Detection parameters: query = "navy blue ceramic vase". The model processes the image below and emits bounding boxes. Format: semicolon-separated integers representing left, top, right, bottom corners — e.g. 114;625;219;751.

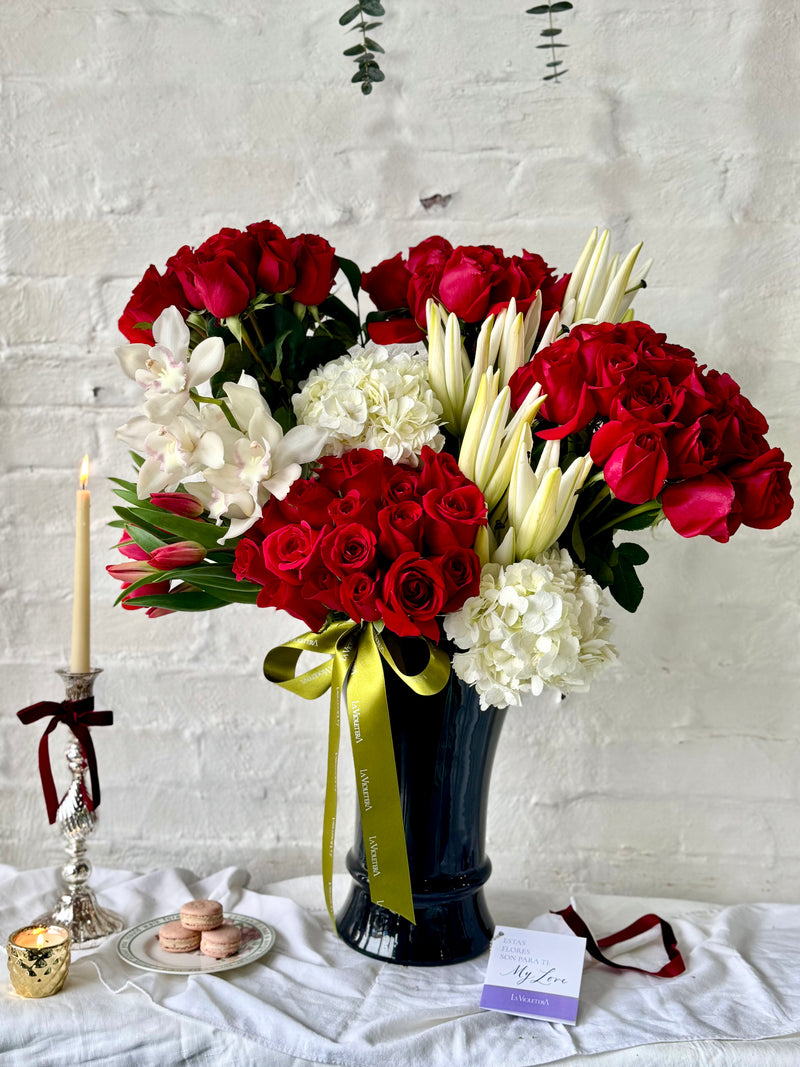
336;644;506;966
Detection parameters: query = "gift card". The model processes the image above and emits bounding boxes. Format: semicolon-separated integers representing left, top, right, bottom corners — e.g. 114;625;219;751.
480;925;586;1024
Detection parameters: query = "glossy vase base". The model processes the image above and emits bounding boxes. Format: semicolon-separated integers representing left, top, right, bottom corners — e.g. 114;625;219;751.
336;876;495;965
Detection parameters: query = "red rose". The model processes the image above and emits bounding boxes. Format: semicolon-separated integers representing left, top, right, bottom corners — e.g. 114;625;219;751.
422;485;487;551
255;236;296;295
289;233;338;306
196;228;260;283
703;370;771;462
590;419;670;505
381;463;420;504
366;317;426;345
511;332;597;439
362;253;413;311
726;448;793;529
377;501;424;556
666;415;723;480
406;236;453;273
262;522;327;582
417;446;465;494
438;246;503;322
379;552;447;641
255;571;330;632
436;547;481;613
661;472;739;542
316;449;387;498
190;253;255;319
406;264;442;328
328;489;378;530
165;245;204;307
339;572;382;623
278;479;336;527
233;537;272;586
609;368;685;425
489;252;565;321
320;523;377;578
118;265;189;344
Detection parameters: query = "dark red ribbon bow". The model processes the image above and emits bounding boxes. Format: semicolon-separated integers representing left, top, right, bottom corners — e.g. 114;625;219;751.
17;697;113;824
553;904;686;978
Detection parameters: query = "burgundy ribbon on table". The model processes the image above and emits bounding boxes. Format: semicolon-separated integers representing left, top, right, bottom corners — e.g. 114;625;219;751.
553;904;686;978
16;697;113;824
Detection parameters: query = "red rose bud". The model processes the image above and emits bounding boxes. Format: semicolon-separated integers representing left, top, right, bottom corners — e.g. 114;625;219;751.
406;235;453;273
118;264;189;344
437;246;503;323
361;253;413;311
289;233;338;306
590;419;670;506
340;572;382;623
437;546;482;613
661;472;739;542
190;254;254;319
149;491;205;518
148;541;207;570
422;485;488;552
377;502;424;556
726;448;793;529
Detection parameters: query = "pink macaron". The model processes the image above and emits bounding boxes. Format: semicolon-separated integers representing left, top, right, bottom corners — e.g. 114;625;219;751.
179;899;224;932
158;920;201;953
200;921;241;959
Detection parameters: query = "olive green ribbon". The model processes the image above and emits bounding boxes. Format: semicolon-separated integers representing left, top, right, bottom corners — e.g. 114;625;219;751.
263;621;451;926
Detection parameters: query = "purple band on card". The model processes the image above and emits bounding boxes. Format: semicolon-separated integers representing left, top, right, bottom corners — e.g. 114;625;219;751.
480;984;578;1023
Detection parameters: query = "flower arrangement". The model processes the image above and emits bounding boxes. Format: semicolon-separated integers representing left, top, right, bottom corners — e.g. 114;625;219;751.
109;220;792;924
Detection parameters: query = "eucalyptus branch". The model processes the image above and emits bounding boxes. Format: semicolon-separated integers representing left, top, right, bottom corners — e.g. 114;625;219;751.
526;2;573;82
339;1;386;95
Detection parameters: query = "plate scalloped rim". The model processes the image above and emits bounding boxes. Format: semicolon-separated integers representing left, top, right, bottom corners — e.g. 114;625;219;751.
116;911;276;975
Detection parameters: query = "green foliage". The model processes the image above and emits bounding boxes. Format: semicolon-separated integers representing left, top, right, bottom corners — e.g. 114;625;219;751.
526;1;573;82
339;1;387;95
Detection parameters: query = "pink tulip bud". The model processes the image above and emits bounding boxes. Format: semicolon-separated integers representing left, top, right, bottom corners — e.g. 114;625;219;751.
146;606;175;618
148;541;207;570
118;530;150;561
107;561;155;582
149;491;205;518
121;580;171;611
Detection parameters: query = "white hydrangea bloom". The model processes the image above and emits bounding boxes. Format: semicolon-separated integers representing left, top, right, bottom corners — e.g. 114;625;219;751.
292;344;445;466
444;549;616;710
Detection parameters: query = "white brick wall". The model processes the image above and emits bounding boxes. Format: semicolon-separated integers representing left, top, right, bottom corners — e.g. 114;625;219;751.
2;0;798;908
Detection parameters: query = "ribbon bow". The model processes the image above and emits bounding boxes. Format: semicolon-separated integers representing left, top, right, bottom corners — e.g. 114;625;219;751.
17;696;114;824
264;620;451;926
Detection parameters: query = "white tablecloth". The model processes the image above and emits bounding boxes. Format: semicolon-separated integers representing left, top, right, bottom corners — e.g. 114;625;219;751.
1;864;799;1066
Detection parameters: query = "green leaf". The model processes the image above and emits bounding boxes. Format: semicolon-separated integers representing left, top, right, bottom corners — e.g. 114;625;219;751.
336;256;362;301
343;43;366;55
339;4;361;25
360;0;385;14
550;1;573;10
537;42;568;48
128;591;231;612
113;506;173;543
223;315;244;347
609;561;645;613
571;517;586;563
526;4;552;12
615;511;662;531
364;37;385;53
546;60;564;67
361;21;382;30
361;82;373;95
540;27;563;36
617;542;650;566
114;505;224;550
543;69;568;79
121;525;168;554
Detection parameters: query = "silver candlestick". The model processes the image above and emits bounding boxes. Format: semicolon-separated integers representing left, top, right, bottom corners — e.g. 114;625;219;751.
37;668;123;945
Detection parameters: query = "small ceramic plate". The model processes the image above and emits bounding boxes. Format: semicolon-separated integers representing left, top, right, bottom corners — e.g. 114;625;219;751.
117;912;276;975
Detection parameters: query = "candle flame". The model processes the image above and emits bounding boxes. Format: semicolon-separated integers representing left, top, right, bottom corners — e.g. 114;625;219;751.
79;454;89;490
36;932;45;948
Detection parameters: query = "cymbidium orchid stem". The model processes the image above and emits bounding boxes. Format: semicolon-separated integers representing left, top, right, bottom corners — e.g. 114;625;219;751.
193;394;239;429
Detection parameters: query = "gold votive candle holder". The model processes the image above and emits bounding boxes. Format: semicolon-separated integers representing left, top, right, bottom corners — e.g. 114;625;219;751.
6;925;71;997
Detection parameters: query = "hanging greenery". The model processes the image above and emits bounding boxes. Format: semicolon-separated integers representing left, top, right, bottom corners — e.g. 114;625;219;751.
526;2;574;82
339;0;387;95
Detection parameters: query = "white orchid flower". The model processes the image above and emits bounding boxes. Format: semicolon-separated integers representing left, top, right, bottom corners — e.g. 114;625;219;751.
184;372;329;541
116;401;232;499
115;306;225;423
